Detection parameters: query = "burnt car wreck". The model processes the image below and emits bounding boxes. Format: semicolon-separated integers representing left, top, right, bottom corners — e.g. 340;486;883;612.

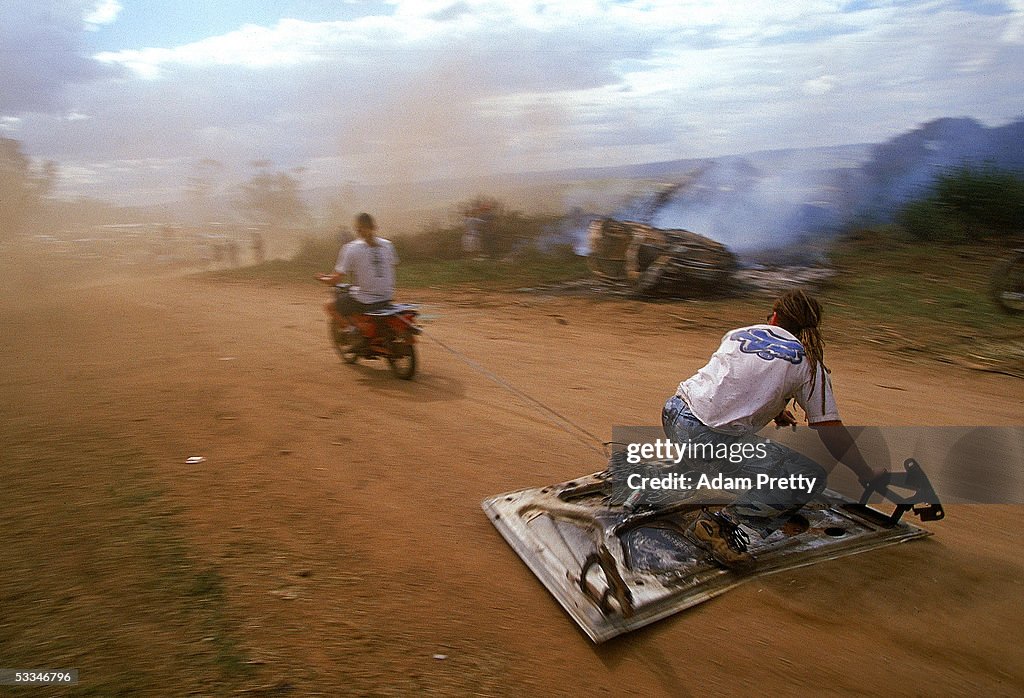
586;218;740;297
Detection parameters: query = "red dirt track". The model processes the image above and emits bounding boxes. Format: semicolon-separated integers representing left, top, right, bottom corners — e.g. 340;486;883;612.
2;274;1023;695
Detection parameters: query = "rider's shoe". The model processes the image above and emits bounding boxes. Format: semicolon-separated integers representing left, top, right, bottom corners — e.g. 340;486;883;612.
685;508;755;571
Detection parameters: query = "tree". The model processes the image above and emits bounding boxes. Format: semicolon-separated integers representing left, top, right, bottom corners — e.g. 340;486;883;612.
1;137;56;239
234;163;309;228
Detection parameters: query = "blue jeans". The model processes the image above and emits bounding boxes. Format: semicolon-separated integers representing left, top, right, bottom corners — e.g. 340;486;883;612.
662;396;827;529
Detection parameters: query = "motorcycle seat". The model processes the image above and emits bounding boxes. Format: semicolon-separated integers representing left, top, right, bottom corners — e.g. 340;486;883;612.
363;303;419;317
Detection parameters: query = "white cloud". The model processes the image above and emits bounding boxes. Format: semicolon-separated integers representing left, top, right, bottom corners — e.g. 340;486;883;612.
1004;0;1024;43
84;0;122;29
0;115;22;133
94;19;353;77
6;0;1023;205
91;1;856;79
803;74;837;95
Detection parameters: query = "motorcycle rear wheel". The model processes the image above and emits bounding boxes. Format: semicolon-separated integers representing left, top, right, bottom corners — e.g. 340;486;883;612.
387;338;417;379
991;252;1024;315
330;320;360;363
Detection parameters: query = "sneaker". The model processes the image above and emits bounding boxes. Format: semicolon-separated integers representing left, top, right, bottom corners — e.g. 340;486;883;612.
685;509;755;570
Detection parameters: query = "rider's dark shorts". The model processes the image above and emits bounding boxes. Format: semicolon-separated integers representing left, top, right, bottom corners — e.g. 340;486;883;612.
334;288;390;317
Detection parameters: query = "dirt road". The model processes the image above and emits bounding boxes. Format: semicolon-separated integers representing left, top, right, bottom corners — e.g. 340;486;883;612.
3;275;1023;695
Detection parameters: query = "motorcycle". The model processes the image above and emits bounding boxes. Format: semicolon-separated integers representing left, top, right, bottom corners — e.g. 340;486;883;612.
326;283;421;379
991;247;1024;315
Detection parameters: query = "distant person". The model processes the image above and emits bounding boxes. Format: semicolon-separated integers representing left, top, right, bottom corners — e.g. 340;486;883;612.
226;239;240;267
661;290;885;569
317;213;398;329
251;231;265;265
477;201;497;258
462;211;483;257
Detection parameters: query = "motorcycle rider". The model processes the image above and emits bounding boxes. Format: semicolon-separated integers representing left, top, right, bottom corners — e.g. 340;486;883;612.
318;213;398;336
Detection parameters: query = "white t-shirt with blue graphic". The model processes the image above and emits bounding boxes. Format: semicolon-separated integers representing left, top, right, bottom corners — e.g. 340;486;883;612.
676;324;839;435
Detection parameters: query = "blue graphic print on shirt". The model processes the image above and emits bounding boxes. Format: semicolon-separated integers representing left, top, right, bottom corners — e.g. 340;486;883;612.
729;327;804;365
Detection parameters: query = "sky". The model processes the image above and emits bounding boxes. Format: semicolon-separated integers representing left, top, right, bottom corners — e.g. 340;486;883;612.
1;0;1022;206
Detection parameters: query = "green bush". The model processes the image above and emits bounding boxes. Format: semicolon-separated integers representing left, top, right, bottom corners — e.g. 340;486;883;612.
898;199;969;242
933;165;1024;232
391;198;565;262
392;224;464;261
898;165;1024;241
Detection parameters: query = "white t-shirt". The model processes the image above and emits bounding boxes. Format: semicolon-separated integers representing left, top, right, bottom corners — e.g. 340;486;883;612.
676;324;840;435
335;238;398;303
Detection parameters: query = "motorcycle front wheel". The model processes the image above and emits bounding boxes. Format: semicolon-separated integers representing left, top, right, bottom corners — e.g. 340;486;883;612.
330;320;360;363
387;337;417;379
991;251;1024;315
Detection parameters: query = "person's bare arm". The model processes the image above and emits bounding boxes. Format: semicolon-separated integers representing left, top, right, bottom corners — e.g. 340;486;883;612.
809;419;886;485
317;271;345;285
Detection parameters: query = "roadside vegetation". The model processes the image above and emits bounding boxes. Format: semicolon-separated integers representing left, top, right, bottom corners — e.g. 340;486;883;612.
213;196;591;289
212;168;1023;344
897;164;1024;243
823;166;1024;375
828;165;1023;328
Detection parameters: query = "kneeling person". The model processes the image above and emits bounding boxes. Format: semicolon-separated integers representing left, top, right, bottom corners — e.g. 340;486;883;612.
662;290;883;570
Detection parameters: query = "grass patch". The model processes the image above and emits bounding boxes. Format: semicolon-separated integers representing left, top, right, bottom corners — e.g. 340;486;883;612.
0;433;256;695
826;234;1015;332
823;233;1024;377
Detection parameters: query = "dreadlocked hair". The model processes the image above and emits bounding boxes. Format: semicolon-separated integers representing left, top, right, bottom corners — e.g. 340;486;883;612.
772;290;829;411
